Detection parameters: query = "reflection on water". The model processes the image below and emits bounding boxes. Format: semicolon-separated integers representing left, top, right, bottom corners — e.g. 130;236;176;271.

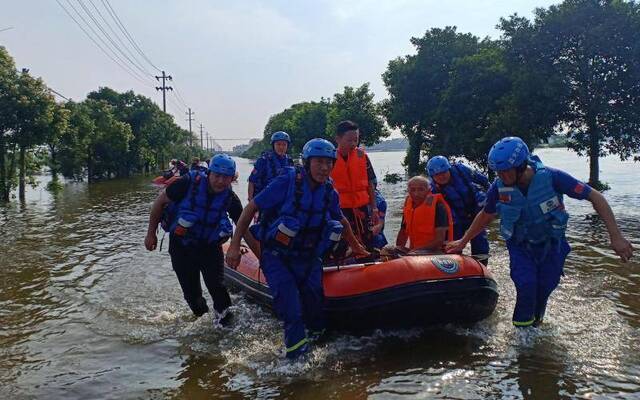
1;149;639;399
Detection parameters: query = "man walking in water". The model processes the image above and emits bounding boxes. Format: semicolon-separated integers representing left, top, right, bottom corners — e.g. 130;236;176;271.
145;154;245;326
446;136;634;327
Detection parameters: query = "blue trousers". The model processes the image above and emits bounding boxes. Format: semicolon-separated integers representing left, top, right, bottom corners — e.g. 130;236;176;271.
507;240;570;326
454;223;489;259
261;250;325;359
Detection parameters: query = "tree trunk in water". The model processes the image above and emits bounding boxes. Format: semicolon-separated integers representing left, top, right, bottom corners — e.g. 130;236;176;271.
405;130;423;176
18;145;26;201
87;148;94;183
0;138;7;202
588;126;600;187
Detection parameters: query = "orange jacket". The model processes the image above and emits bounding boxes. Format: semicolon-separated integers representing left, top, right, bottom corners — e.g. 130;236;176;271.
402;194;453;250
331;148;370;208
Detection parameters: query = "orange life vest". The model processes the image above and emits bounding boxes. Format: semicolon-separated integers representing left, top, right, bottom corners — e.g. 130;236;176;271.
331;147;370;208
402;194;454;250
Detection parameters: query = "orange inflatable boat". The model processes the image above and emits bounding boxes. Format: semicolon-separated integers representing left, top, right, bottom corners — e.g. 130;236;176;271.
224;249;498;331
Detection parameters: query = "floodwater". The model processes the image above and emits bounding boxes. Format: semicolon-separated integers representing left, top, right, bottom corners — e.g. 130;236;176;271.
1;148;639;399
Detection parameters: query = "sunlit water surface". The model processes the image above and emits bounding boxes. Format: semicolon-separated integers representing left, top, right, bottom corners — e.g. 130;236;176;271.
1;148;639;399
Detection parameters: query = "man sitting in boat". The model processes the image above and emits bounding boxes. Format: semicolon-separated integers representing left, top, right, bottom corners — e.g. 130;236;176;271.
395;176;453;252
225;138;368;360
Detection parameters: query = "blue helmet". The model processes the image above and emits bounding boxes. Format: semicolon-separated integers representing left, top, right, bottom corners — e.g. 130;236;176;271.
208;153;236;176
270;131;291;145
488;136;530;171
426;156;451;177
302;138;337;161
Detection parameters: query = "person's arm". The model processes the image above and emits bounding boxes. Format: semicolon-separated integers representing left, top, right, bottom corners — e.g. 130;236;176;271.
445;210;496;253
340;217;369;257
248;181;255;201
225;201;259;267
367;184;380;226
144;191;171;251
395;219;408;248
588;190;634;262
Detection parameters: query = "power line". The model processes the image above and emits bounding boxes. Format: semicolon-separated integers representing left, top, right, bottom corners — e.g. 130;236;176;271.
173;85;189;108
86;0;154;78
56;0;152;88
76;0;154;81
102;0;162;72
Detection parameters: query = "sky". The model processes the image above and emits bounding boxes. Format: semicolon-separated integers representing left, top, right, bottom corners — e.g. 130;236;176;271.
2;0;558;150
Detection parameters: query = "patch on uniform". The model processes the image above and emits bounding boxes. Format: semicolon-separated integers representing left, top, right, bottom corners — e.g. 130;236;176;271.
432;257;459;274
499;194;511;203
425;196;434;206
539;196;560;214
574;182;585;194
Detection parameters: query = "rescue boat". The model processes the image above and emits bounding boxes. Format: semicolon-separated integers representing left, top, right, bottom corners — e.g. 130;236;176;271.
223;248;498;331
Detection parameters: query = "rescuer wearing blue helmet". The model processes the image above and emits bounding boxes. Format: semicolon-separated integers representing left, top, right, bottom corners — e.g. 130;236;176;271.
248;131;294;201
226;138;369;360
446;136;633;328
426;155;490;263
145;153;254;327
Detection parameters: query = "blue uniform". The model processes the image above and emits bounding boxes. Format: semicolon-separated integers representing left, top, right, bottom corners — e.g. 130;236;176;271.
248;151;294;196
253;167;343;358
484;158;592;326
371;190;388;249
164;172;244;317
432;163;490;260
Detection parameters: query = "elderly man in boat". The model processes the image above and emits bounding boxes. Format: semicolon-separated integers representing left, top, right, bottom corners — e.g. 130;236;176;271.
393;176;453;254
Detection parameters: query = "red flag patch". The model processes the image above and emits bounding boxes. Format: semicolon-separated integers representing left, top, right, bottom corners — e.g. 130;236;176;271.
499;194;511;203
574;182;585;194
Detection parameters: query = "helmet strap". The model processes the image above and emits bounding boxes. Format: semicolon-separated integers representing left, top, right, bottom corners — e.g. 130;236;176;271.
515;162;528;185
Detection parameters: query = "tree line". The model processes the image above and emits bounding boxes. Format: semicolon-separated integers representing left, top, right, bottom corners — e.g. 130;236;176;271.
0;46;205;201
246;0;640;189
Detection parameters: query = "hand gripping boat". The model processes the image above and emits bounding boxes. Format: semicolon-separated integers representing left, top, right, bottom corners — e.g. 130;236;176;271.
224;248;498;331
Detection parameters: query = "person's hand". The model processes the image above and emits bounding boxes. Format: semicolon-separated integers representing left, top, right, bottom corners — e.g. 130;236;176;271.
144;232;157;251
370;209;380;226
611;235;633;262
352;242;370;258
225;244;242;267
445;239;467;254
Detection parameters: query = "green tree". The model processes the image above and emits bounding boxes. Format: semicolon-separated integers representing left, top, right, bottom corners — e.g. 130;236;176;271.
0;46;19;201
58;101;94;181
13;69;57;200
246;85;388;159
501;0;640;187
432;36;565;170
382;27;480;175
44;103;70;189
326;83;389;146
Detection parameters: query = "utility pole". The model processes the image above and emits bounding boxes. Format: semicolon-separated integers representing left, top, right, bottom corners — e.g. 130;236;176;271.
185;108;194;146
155;70;173;113
199;124;204;150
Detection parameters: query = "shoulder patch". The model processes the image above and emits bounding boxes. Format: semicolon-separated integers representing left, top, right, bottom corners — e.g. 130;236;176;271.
574;182;585;194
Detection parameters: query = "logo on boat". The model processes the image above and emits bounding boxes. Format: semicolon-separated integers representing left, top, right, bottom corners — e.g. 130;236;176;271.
432;257;459;274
